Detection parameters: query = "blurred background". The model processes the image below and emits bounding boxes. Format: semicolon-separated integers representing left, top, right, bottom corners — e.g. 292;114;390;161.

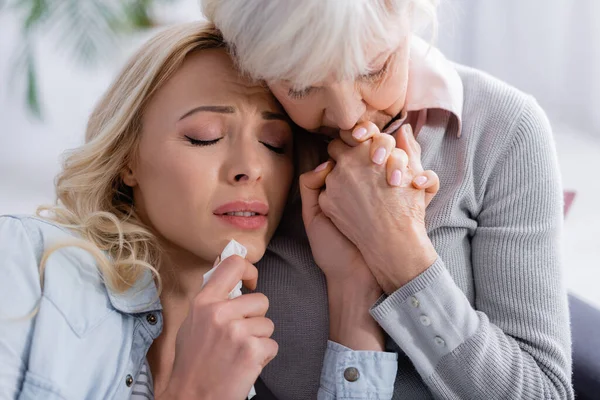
0;0;598;307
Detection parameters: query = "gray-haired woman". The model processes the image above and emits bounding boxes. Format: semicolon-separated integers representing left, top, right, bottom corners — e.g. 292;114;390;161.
202;1;573;399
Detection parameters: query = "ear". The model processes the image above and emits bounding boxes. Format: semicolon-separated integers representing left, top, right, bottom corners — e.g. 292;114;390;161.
121;165;138;187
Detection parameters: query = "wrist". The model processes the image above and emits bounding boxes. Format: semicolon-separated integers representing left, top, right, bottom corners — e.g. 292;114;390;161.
362;223;438;294
326;275;385;351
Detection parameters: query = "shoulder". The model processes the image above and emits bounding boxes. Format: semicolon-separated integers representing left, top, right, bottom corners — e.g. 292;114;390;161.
0;215;112;330
454;64;554;178
455;63;550;136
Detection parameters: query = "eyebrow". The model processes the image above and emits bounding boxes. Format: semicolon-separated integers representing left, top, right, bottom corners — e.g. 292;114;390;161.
179;105;235;120
261;111;288;122
178;106;289;123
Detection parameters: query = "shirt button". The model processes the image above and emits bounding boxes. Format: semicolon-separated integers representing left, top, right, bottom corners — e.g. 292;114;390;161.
419;315;431;326
410;296;420;308
125;374;134;387
146;313;157;325
434;336;446;347
343;367;360;382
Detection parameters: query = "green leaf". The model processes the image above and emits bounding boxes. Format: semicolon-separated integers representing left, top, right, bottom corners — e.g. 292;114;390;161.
26;52;42;119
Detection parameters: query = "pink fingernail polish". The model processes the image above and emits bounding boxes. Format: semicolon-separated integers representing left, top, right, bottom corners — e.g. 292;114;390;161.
390;170;402;186
315;161;329;172
372;147;387;165
352;127;368;140
414;176;428;186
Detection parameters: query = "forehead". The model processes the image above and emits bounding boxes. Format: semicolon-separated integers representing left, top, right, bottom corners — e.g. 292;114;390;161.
161;49;280;112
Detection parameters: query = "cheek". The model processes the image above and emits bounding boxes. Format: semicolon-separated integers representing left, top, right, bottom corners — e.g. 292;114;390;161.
364;68;409;111
134;142;214;235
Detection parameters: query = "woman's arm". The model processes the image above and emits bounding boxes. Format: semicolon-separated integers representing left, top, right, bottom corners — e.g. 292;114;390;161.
0;216;42;399
299;165;398;400
369;98;572;399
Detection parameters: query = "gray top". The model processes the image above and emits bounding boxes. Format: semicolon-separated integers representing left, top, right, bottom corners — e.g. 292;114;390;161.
255;64;573;399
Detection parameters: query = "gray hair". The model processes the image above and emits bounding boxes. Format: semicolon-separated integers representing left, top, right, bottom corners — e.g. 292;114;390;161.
202;0;439;89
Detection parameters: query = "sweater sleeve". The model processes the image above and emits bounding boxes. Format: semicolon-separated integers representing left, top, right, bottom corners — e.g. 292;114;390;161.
370;97;573;399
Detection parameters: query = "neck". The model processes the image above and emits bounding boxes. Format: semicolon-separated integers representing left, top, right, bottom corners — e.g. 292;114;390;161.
148;243;215;395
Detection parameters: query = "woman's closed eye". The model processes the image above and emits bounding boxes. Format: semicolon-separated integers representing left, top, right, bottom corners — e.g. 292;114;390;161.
360;57;391;83
261;141;286;154
185;135;222;146
288;86;315;100
186;135;287;154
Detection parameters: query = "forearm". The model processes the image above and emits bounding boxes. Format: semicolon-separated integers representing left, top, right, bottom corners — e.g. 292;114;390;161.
371;258;572;399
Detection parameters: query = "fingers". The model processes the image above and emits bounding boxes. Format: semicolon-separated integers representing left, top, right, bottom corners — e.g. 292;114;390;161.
369;133;397;166
413;170;440;207
412;170;440;193
338;121;380;147
201;255;259;298
395;124;423;173
232;316;275;338
299;161;334;227
228;292;270;319
328;132;396;166
386;148;410;187
256;337;279;368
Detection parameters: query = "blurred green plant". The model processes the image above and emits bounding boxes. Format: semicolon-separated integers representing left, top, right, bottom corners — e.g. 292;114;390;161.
6;0;176;119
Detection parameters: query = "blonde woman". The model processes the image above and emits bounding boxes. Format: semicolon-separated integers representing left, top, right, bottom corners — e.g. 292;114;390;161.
202;0;574;399
0;21;441;399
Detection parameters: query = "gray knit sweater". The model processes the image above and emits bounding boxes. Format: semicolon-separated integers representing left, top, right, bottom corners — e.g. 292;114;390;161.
255;64;573;399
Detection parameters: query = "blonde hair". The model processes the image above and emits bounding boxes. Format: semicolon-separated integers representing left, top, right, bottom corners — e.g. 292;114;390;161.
37;22;227;295
201;0;439;89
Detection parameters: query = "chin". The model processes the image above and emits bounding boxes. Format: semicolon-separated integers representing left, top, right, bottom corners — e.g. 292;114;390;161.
213;236;267;265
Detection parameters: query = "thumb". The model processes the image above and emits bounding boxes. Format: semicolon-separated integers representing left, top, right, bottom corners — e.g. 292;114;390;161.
299;160;333;227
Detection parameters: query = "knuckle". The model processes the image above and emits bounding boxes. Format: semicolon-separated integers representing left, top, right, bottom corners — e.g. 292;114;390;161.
241;338;261;361
227;320;244;342
207;302;228;327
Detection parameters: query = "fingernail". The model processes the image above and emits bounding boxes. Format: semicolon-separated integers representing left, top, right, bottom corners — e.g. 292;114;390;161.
403;124;413;137
352;127;368;140
372;147;387;165
213;256;220;267
315;161;329;172
414;175;428;186
390;170;402;186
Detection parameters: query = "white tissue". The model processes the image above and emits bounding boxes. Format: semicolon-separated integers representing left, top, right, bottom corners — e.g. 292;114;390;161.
201;239;255;399
201;239;247;299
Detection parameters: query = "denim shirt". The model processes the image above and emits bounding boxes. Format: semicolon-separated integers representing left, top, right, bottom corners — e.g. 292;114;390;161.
0;215;397;400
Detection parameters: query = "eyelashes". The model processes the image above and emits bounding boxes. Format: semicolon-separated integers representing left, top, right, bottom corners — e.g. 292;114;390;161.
185;135;285;154
360;57;391;83
287;87;314;100
185;136;221;146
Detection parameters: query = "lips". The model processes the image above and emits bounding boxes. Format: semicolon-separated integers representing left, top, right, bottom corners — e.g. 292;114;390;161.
213;201;269;230
213;201;269;216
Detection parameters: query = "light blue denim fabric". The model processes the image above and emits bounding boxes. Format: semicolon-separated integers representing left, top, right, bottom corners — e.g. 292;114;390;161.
0;215;397;399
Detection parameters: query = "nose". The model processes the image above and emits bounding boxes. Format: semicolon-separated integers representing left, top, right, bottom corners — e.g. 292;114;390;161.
225;139;263;185
324;82;366;130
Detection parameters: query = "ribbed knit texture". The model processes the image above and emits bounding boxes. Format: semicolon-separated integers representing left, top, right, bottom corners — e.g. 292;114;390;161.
255;65;572;400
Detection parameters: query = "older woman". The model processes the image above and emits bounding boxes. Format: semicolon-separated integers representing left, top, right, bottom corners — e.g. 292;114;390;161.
203;1;573;399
